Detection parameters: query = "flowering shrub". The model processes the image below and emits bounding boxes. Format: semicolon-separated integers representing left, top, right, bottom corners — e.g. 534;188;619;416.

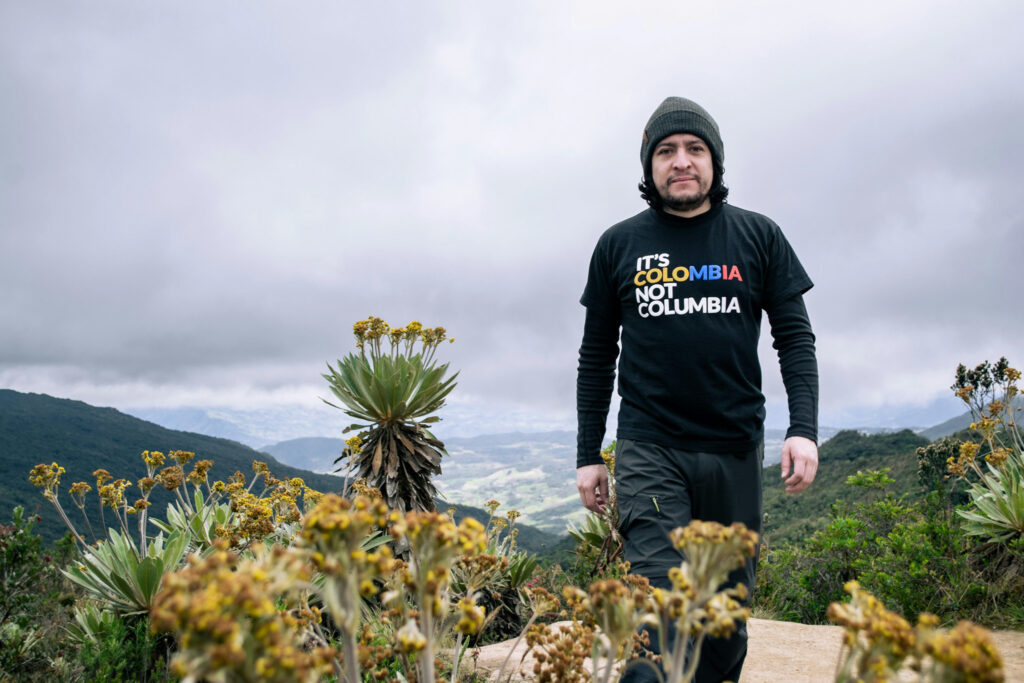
948;358;1024;544
386;508;488;681
150;492;491;683
41;461;764;683
30;451;323;622
450;499;539;642
829;581;1004;682
506;521;758;683
25;445;1013;682
152;541;332;682
757;359;1024;631
303;492;397;682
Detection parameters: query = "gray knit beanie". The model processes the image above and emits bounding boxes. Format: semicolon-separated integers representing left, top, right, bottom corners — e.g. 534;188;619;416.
640;97;724;181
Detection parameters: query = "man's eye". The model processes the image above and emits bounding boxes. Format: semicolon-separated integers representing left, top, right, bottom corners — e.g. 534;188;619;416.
689;146;706;154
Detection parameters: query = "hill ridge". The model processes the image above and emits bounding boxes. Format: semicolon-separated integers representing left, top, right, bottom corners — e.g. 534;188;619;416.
0;389;563;553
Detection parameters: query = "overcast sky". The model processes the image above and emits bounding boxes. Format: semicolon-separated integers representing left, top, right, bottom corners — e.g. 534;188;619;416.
2;1;1022;438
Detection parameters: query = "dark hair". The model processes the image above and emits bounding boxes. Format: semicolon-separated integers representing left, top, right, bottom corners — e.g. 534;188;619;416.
638;155;729;210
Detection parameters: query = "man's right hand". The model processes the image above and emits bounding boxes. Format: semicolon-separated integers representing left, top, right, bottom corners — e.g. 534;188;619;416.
576;464;609;514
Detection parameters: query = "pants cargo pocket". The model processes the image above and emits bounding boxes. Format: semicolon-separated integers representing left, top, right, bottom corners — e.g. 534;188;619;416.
617;492;686;583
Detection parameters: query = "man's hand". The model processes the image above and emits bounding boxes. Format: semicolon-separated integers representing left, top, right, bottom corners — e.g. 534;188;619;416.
780;436;818;494
576;464;609;513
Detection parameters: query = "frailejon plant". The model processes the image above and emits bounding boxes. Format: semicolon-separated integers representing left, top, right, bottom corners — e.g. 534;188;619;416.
386;508;488;682
483;521;756;683
948;358;1024;544
152;539;333;682
29;452;192;616
639;521;757;683
324;316;457;513
29;452;324;616
65;527;188;616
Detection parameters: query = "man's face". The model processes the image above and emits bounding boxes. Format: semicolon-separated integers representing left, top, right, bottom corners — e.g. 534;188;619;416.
651;133;713;217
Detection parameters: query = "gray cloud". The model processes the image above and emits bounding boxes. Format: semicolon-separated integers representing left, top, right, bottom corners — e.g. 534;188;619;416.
2;1;1022;433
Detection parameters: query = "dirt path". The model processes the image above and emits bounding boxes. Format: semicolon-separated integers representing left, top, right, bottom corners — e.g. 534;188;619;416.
471;618;1024;681
744;618;1024;682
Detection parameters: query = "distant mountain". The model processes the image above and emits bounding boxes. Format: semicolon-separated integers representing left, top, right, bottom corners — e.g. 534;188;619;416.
127;406;260;445
104;397;972;539
123;403;343;448
818;394;965;433
920;411;974;441
123;400;579;450
265;431;584;533
918;396;1023;441
0;390;564;554
260;436;345;472
0;390;347;544
261;427;851;534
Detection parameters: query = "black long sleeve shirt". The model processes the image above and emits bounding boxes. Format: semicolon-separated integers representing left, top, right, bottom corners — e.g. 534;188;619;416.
576;204;818;467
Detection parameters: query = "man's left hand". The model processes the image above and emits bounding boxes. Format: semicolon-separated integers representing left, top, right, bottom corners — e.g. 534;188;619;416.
780;436;818;494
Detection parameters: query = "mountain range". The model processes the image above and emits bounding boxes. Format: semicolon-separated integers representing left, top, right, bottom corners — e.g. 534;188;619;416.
1;387;981;547
0;389;564;553
259;428;824;533
124;402;937;453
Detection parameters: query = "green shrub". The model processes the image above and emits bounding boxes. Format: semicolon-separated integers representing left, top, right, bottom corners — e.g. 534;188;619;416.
0;506;75;678
75;613;172;682
856;500;979;619
1;507;55;630
755;476;1024;628
756;512;873;624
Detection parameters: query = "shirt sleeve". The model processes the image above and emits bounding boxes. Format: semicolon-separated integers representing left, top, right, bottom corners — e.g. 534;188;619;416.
576;305;621;468
763;223;813;308
580;233;622;314
765;293;818;443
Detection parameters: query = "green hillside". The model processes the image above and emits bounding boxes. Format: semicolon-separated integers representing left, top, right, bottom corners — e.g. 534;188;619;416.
0;390;564;554
0;390;347;543
1;388;953;559
760;428;930;545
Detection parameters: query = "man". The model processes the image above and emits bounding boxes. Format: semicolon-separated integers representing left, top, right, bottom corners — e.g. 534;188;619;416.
576;97;819;682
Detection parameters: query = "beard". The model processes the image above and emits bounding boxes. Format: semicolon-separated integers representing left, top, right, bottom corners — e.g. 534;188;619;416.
656;174;712;213
660;188;709;212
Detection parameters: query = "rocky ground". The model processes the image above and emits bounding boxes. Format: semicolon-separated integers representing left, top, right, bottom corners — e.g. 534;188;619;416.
467;618;1024;681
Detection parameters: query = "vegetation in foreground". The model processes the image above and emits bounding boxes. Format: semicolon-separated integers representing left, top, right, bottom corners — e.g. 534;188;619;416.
2;337;1019;681
754;358;1024;632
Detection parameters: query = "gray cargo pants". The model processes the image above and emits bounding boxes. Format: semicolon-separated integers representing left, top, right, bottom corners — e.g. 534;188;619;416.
615;438;763;683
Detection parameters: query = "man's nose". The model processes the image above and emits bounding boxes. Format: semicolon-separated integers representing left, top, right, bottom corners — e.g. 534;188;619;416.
671;151;692;169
